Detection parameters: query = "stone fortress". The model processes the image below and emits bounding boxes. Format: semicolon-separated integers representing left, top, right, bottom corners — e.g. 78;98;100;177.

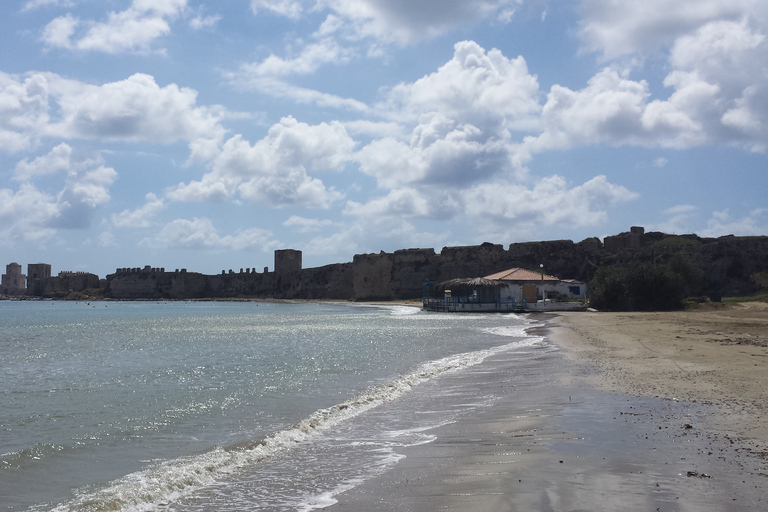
3;227;767;301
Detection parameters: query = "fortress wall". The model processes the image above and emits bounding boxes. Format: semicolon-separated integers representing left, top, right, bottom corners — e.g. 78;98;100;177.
278;263;353;300
352;252;395;300
389;248;439;299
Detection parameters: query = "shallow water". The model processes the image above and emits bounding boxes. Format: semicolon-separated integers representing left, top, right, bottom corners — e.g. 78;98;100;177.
0;301;543;511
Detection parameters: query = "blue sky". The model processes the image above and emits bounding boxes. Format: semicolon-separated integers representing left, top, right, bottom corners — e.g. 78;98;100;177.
1;0;767;278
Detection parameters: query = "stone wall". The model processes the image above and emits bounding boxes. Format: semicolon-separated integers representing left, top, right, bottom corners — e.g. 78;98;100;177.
28;272;101;297
13;228;768;301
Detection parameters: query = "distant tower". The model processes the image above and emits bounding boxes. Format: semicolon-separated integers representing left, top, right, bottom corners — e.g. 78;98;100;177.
1;263;26;294
274;249;302;276
27;263;51;280
26;263;51;296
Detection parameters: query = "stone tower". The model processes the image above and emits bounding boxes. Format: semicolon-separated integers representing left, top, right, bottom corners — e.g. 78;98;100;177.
274;249;302;276
1;262;26;294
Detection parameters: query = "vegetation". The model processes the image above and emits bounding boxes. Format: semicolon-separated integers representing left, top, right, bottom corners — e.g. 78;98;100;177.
589;257;699;311
751;271;768;291
722;293;768;304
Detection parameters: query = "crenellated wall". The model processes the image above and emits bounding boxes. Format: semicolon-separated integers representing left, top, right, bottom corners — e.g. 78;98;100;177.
9;228;768;301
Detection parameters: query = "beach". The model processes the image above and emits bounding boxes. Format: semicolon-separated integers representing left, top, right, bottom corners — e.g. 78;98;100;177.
329;303;768;511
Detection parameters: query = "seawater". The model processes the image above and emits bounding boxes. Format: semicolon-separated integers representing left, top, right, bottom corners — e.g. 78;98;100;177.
0;300;544;511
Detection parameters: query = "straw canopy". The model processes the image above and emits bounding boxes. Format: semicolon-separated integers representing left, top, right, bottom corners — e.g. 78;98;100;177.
433;277;502;291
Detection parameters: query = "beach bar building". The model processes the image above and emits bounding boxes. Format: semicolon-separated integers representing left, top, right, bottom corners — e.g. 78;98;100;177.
422;267;587;312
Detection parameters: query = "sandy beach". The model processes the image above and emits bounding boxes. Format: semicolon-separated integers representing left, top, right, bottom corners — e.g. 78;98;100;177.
550;302;768;445
329;303;768;511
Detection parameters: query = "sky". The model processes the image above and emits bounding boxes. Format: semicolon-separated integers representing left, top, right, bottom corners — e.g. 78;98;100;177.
1;0;767;278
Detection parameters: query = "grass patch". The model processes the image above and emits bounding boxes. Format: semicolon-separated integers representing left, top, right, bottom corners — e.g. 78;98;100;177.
721;293;768;304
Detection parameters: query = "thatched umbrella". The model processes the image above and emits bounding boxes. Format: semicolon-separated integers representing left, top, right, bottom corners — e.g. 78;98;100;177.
431;277;502;293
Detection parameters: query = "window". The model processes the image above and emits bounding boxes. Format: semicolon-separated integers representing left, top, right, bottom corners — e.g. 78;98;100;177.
569;285;581;295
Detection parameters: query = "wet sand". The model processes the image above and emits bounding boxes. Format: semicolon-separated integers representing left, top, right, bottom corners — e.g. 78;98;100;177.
329;304;768;511
551;302;768;445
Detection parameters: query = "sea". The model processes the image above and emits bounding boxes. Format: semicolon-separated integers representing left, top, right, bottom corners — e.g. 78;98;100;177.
0;300;548;511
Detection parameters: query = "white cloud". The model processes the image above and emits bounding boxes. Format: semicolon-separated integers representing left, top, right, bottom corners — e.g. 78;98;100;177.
283;215;334;233
355;41;542;190
0;183;60;241
41;0;187;54
664;204;696;215
23;0;74;10
344;188;432;218
145;217;277;250
384;41;541;131
47;73;226;145
653;204;698;234
317;0;518;45
169;116;353;208
241;38;354;77
701;208;768;237
14;142;72;180
0;147;117;238
652;157;668;167
251;0;303;19
111;193;165;228
189;14;221;30
577;0;760;59
527;68;650;152
573;3;768;151
301;216;448;260
0;72;51;152
463;175;638;231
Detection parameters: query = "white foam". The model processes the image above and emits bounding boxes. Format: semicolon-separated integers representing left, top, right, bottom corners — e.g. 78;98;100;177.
51;337;541;512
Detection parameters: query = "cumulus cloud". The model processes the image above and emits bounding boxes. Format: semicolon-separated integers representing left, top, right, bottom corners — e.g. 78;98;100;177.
316;0;518;45
47;73;226;145
1;145;117;239
14;142;72;179
526;69;651;152
463;175;638;231
356;41;541;190
572;2;768;151
0;72;51;152
111;193;165;228
250;0;520;45
169;116;353;208
0;183;60;241
1;72;227;154
577;0;760;59
384;41;540;130
145;217;277;250
41;0;187;53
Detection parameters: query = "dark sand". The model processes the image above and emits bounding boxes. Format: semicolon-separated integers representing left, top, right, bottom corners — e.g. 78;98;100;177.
328;305;768;511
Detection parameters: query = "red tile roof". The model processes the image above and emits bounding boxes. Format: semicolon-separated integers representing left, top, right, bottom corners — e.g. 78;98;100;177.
484;267;559;282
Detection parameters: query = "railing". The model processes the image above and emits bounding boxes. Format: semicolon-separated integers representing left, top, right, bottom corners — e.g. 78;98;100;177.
422;297;523;312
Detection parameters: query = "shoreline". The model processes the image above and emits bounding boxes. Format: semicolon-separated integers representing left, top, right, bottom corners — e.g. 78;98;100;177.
329;305;768;511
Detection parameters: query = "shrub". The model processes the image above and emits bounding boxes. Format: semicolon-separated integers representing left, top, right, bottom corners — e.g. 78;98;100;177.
589;262;689;311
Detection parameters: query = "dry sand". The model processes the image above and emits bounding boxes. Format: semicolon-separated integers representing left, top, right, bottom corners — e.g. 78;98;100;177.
329;303;768;511
550;302;768;445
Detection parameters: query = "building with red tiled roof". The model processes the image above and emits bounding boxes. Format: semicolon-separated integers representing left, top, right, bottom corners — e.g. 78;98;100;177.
484;267;559;282
423;267;587;312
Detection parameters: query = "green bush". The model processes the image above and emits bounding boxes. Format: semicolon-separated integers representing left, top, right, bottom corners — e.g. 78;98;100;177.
589;261;689;311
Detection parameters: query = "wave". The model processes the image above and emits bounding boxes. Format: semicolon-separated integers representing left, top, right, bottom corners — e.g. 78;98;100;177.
49;336;543;512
